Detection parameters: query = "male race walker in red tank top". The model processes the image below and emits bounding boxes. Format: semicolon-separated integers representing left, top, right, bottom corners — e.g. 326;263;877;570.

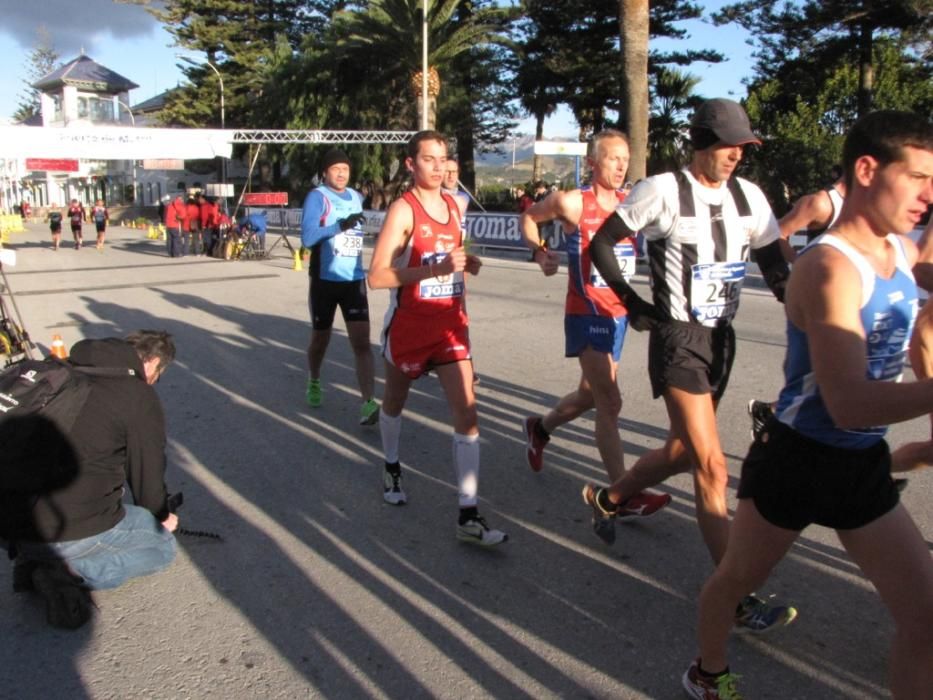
368;130;507;547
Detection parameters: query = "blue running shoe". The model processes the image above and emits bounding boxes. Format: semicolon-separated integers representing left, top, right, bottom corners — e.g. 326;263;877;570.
734;593;797;633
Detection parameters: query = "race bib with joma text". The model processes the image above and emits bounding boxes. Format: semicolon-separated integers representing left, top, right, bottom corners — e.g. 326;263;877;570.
690;261;745;326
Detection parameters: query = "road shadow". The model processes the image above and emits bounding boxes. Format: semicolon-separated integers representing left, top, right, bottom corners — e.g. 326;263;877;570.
0;273;899;698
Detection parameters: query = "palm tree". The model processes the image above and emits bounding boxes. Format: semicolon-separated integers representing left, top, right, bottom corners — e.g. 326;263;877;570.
616;0;650;181
648;67;701;174
516;59;561;182
336;0;508;129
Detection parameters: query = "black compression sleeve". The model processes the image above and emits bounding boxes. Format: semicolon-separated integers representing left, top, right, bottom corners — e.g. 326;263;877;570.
754;239;791;303
591;213;639;302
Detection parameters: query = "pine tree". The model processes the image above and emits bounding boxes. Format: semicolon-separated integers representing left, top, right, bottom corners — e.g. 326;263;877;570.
741;37;933;212
714;0;932;116
146;0;328;127
12;28;59;123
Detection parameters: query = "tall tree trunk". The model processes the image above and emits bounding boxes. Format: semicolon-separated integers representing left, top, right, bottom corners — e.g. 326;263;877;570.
455;99;477;194
857;21;873;117
532;111;545;183
618;0;649;182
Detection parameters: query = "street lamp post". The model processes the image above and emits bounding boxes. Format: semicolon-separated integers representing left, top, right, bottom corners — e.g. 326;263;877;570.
115;98;137;205
180;56;226;188
421;0;429;130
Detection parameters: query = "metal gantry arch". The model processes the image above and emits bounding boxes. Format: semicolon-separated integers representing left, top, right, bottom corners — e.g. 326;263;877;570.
230;130;417;145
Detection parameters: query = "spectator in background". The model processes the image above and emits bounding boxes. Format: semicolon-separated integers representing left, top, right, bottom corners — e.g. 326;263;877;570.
158;195;168;225
185;195;201;256
199;194;219;257
516;186;534;213
239;210;268;250
442;158;471;212
533;181;549;202
164;192;187;258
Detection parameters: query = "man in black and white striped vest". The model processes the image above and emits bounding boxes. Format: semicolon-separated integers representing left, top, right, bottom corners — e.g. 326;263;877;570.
585;98;795;633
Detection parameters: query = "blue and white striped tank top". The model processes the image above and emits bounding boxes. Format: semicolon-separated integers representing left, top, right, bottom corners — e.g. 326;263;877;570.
775;233;918;449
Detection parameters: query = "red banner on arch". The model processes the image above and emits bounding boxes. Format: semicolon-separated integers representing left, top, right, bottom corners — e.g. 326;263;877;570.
25;158;79;172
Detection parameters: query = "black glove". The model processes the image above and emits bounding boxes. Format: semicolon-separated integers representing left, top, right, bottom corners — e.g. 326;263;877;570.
337;212;366;231
625;293;662;332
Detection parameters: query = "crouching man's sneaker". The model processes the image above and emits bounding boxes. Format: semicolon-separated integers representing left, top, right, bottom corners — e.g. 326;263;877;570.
12;560;38;593
30;563;92;630
682;658;743;699
456;513;508;547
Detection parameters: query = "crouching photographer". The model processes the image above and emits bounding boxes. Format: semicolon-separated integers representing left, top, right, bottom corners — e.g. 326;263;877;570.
1;330;179;628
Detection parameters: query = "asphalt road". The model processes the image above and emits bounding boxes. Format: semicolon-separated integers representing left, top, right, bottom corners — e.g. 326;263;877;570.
0;221;930;699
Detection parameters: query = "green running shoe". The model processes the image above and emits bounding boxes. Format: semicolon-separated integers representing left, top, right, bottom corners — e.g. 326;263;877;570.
682;659;743;699
306;378;322;408
359;398;379;426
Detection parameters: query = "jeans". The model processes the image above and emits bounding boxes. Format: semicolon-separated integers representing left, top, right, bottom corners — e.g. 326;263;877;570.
168;227;185;257
17;505;177;590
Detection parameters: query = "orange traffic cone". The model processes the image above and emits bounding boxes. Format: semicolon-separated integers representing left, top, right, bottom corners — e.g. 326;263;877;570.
50;334;68;359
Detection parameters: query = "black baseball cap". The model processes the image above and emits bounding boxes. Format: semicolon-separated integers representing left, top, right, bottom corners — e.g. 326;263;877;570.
690;98;761;147
320;148;351;172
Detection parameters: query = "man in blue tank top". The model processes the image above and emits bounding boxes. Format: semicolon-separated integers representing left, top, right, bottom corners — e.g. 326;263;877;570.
685;111;933;699
300;148;378;425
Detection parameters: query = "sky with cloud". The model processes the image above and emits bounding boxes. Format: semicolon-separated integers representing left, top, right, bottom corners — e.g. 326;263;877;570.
0;0;753;135
0;0;183;119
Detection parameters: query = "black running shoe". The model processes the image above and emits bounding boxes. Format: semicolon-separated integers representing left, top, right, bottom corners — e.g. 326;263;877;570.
747;399;774;441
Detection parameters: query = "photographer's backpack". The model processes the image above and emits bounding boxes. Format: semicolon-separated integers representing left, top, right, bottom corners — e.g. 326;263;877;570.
0;358;133;541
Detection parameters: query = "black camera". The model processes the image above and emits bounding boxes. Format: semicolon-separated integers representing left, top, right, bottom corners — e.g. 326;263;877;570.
167;492;184;513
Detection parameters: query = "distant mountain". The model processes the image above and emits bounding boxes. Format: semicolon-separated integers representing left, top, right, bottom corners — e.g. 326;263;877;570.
474;134;585;189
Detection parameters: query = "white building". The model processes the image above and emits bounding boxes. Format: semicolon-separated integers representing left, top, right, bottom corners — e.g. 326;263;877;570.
20;54;138;209
2;54;230;213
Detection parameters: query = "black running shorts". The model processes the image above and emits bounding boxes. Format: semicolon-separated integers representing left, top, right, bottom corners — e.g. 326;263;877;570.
309;277;370;330
737;420;900;531
647;319;735;401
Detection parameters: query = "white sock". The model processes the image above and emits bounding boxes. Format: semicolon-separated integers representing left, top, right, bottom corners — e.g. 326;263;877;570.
453;432;480;507
380;410;402;464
